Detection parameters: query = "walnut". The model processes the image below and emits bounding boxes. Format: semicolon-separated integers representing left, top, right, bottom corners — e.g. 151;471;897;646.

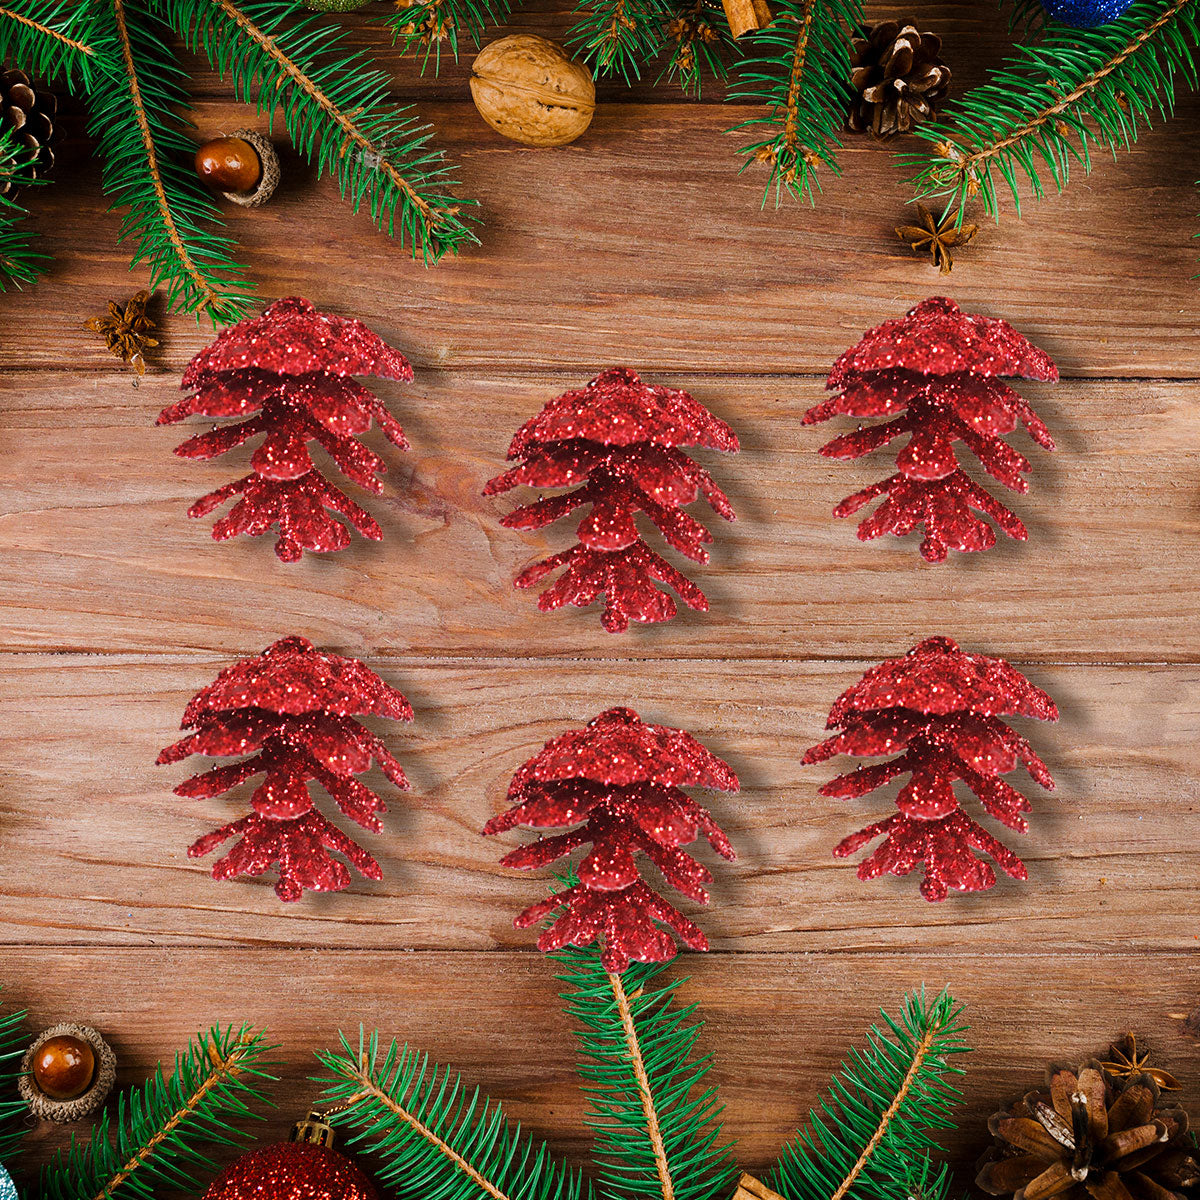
470;35;596;148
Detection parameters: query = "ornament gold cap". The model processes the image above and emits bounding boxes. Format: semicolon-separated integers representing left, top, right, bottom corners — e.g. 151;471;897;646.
290;1111;336;1148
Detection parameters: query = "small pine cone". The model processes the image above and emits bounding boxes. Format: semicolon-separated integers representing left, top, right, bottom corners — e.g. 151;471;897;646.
0;67;56;197
847;21;949;139
977;1061;1200;1200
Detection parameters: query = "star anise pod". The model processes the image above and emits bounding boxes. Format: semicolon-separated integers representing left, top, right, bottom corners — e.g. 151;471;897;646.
895;204;977;274
84;289;158;376
1101;1032;1182;1091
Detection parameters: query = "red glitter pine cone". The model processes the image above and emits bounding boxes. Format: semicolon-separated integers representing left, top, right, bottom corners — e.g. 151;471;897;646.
803;636;1059;901
485;706;738;972
158;297;413;562
485;367;739;632
158;636;413;901
808;297;1057;562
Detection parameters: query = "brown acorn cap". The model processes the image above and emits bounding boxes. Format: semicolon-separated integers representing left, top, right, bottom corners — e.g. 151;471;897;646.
19;1023;117;1124
222;128;279;208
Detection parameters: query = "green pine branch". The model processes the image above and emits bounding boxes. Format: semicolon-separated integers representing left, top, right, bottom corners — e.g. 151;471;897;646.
557;946;734;1200
1005;0;1046;35
88;0;256;323
0;209;43;290
569;0;674;81
317;1030;592;1200
0;997;28;1165
660;0;733;97
726;0;861;206
388;0;514;72
39;1024;274;1200
770;989;967;1200
0;129;45;290
0;0;108;88
906;0;1200;221
166;0;477;263
0;0;112;292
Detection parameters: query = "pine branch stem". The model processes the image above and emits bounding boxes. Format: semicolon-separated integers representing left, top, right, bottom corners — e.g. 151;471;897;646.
210;0;436;224
87;1029;259;1200
607;970;675;1200
110;0;220;312
338;1057;516;1200
780;0;815;154
0;5;96;55
827;1022;941;1200
944;0;1196;175
606;0;633;49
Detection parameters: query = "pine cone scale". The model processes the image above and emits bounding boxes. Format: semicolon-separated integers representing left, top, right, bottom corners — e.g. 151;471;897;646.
994;1117;1066;1157
1026;1161;1077;1200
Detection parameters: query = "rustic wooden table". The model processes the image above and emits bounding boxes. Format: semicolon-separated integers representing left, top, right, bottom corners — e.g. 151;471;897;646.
1;0;1198;1183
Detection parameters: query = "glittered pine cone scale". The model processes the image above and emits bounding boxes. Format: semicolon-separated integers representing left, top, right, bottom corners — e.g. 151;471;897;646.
977;1063;1200;1200
848;21;950;138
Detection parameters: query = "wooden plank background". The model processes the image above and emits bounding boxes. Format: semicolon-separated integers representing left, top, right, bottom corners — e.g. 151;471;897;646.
1;0;1199;1191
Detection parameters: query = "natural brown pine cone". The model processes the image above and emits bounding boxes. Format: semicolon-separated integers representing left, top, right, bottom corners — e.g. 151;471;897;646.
977;1060;1200;1200
847;21;949;139
1;66;57;197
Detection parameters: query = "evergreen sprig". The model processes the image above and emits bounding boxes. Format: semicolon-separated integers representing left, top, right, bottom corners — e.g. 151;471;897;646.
569;0;674;81
310;976;964;1200
0;997;28;1164
907;0;1200;220
165;0;476;262
0;2;101;292
0;0;476;319
0;130;44;290
0;206;41;290
557;946;734;1200
771;988;967;1200
89;0;256;323
1006;0;1046;35
660;0;733;97
726;0;862;206
317;1031;592;1200
0;0;108;87
388;0;514;71
39;1024;275;1200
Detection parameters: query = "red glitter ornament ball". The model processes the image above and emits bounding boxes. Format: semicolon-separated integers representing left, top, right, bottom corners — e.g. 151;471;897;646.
485;368;739;632
204;1141;378;1200
486;706;739;972
159;297;413;562
804;636;1059;902
808;297;1058;562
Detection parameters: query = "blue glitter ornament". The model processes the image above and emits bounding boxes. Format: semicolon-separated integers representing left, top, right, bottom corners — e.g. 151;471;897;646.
1041;0;1136;27
0;1163;16;1200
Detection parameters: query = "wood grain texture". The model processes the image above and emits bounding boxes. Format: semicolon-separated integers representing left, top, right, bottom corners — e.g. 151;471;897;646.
2;654;1197;950
2;0;1199;1189
3;92;1200;377
2;373;1197;659
4;949;1200;1177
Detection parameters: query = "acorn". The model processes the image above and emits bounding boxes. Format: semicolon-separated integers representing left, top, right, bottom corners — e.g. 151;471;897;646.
195;128;279;208
33;1035;95;1099
19;1023;116;1123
